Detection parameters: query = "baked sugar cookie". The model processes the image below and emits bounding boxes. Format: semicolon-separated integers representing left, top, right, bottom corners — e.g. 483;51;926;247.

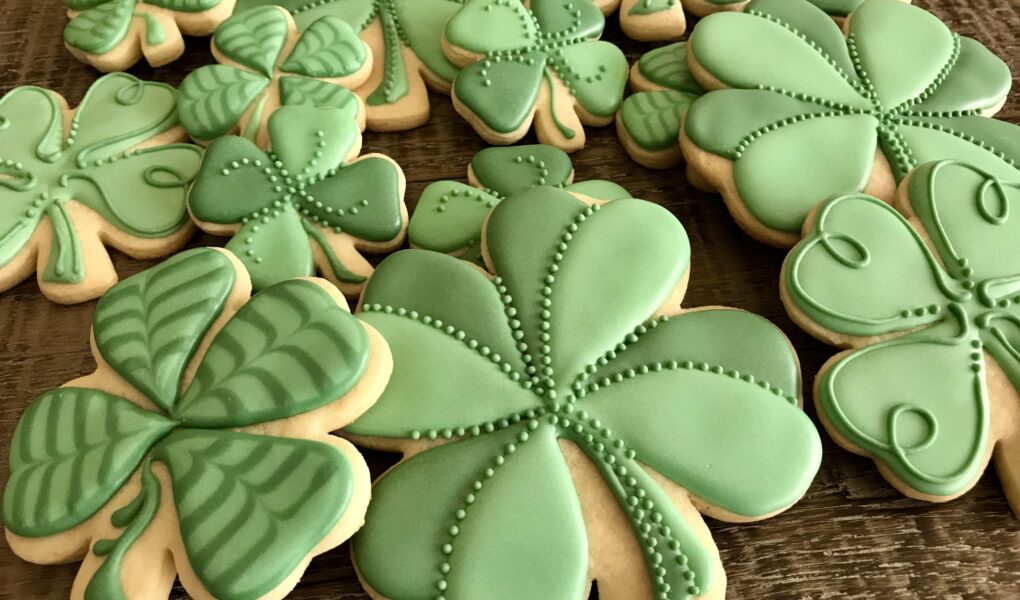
349;187;821;599
681;0;1019;247
616;42;705;170
409;144;630;262
0;73;200;304
782;160;1020;515
444;0;629;153
234;0;466;132
592;0;686;41
64;0;236;71
3;247;391;600
189;105;407;295
179;5;371;147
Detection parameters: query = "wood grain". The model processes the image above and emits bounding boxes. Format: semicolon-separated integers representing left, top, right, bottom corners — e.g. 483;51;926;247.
2;1;1019;598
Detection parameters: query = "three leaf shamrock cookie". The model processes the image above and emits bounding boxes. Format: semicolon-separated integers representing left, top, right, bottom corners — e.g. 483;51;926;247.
783;160;1020;516
591;0;685;41
350;188;822;599
681;0;1019;247
234;0;467;132
0;73;201;304
189;105;407;295
3;247;391;600
409;144;630;263
444;0;629;153
63;0;236;71
179;5;370;147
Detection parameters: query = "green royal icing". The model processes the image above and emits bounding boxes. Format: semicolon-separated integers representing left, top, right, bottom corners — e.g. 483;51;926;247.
64;0;222;55
234;0;464;106
620;42;706;153
627;0;678;16
409;144;629;262
353;188;821;600
446;0;628;140
189;105;405;291
178;5;367;142
0;73;199;286
704;0;864;14
684;0;1020;235
2;247;370;600
785;160;1020;500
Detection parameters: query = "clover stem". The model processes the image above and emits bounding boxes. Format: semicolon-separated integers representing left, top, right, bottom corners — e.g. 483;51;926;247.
563;425;713;600
542;70;575;140
367;3;410;106
85;457;162;600
42;198;84;284
243;94;270;142
301;218;367;284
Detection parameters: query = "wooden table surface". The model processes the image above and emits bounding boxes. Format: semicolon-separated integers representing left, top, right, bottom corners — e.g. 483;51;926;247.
2;1;1019;598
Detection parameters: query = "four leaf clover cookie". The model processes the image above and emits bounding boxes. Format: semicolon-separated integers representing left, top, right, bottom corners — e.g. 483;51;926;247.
0;73;201;304
3;247;391;600
350;188;822;599
409;144;630;263
617;42;706;169
783;160;1020;516
444;0;629;153
179;5;371;147
234;0;467;132
189;105;407;295
681;0;1019;247
63;0;236;71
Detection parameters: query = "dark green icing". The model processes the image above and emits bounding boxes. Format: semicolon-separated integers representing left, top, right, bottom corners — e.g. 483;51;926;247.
785;160;1020;501
189;105;405;290
0;74;199;288
446;0;628;141
353;188;821;599
2;247;371;599
685;0;1019;235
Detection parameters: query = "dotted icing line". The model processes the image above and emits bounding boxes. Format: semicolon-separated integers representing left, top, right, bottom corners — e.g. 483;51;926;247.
892;34;961;114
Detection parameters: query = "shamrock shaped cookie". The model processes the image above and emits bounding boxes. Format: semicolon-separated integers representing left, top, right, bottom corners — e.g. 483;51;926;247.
617;42;706;170
681;0;1019;247
0;73;200;304
409;144;630;263
179;5;371;147
3;247;390;600
63;0;236;71
350;188;822;599
189;105;407;295
235;0;466;132
591;0;685;41
783;160;1020;515
444;0;629;153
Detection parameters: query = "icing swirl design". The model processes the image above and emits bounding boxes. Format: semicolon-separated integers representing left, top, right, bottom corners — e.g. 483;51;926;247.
683;0;1019;245
784;160;1020;512
2;247;383;600
188;105;407;294
352;188;821;599
179;5;369;146
0;73;200;302
409;144;630;262
444;0;629;152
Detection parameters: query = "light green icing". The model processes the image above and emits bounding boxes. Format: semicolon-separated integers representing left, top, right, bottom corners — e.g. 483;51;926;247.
408;145;630;262
627;0;677;16
179;5;366;142
0;74;199;288
189;105;405;290
2;247;371;599
637;42;705;94
685;0;1018;235
352;188;820;599
235;0;464;108
64;0;221;57
785;160;1020;499
447;0;627;142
